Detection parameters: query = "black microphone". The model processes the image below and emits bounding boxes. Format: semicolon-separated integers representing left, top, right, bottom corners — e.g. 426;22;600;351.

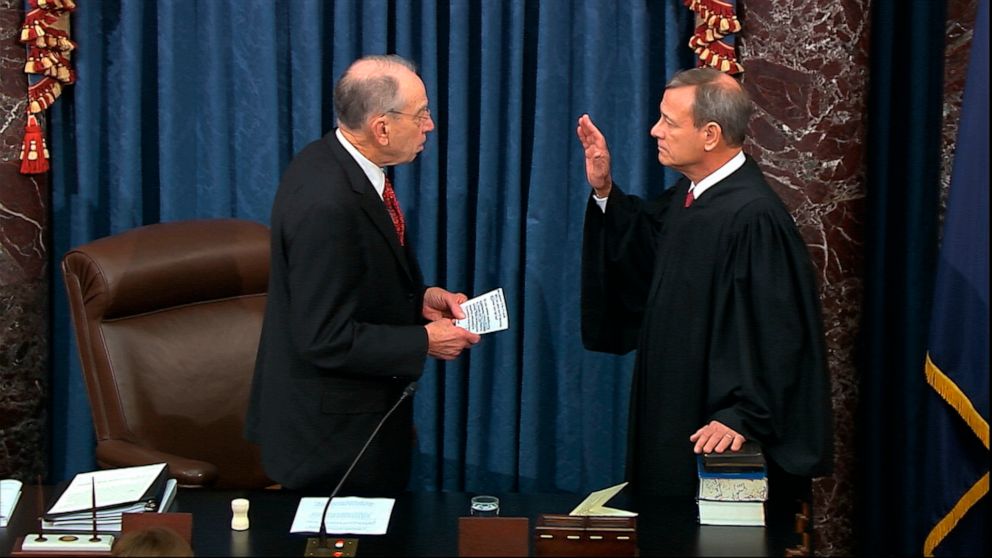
305;381;418;556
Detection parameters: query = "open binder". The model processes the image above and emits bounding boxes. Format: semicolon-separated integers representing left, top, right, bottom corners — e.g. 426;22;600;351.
42;463;173;530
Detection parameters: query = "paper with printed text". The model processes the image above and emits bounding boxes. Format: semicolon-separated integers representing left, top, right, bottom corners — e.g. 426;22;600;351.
454;288;509;334
291;497;395;535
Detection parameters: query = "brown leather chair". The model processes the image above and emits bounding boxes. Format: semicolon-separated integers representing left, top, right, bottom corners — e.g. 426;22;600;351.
61;219;273;489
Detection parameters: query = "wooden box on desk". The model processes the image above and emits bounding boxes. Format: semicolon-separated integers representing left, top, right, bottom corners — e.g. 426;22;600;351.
458;517;529;557
534;514;637;556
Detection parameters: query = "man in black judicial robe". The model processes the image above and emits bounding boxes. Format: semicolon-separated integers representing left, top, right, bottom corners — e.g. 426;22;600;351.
577;68;833;506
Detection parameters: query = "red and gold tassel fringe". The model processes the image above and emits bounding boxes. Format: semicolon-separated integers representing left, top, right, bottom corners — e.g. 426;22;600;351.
691;38;744;74
685;0;743;74
684;0;742;33
693;23;727;44
20;9;58;42
19;0;74;174
20;114;50;174
28;77;64;113
31;27;75;52
31;0;77;11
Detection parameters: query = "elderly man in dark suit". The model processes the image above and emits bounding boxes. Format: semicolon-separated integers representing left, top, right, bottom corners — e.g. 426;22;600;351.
246;54;480;494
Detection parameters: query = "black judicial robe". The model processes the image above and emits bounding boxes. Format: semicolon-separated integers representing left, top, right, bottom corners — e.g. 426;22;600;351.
581;156;833;500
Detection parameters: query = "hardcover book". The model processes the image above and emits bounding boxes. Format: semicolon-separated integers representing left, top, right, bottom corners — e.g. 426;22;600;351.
697;460;768;502
701;440;766;471
696;442;768;526
696;499;765;527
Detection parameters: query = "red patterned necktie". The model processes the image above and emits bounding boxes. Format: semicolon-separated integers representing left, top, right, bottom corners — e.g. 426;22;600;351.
382;176;406;245
684;188;695;208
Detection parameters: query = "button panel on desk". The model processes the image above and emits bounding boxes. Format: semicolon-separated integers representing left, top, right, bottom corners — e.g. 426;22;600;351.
303;536;357;557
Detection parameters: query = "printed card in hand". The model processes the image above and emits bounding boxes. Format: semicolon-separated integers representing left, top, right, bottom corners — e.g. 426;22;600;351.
454;288;509;335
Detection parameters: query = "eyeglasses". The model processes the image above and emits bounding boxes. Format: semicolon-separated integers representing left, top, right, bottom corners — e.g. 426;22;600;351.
387;107;433;125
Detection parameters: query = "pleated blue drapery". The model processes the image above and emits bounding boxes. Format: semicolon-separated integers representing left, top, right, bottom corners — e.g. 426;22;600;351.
49;0;691;494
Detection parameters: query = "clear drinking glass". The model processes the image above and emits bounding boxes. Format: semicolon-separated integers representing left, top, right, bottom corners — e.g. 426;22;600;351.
470;495;500;517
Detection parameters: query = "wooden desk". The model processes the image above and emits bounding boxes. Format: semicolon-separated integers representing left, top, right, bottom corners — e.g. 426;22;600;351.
1;486;800;556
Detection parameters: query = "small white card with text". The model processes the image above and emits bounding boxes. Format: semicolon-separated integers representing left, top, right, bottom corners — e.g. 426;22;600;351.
454;288;509;335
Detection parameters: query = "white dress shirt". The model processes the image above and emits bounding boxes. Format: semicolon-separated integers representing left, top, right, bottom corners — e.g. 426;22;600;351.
336;128;387;200
594;150;746;212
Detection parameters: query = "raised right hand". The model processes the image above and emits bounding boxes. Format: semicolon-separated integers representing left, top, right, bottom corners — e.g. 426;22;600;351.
425;319;480;361
576;114;613;197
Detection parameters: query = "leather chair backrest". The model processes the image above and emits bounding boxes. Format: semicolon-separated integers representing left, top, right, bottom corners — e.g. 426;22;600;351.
61;219;271;488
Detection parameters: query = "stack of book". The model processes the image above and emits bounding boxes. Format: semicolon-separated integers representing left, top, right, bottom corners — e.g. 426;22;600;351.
41;463;178;532
696;441;768;526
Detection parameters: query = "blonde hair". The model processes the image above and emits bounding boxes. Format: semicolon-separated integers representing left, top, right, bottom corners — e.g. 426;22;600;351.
111;526;193;557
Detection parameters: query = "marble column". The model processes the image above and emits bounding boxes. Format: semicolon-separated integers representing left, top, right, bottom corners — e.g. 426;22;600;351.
738;0;977;554
940;1;979;215
0;0;48;482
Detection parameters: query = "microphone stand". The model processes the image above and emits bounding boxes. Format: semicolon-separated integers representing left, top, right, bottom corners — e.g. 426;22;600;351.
305;381;417;557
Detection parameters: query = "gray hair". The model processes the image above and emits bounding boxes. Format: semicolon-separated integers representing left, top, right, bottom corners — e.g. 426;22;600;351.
333;54;418;130
666;67;752;147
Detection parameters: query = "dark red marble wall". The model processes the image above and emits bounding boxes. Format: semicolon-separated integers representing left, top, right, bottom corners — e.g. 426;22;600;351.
738;0;977;554
0;0;48;482
737;1;869;553
940;1;979;228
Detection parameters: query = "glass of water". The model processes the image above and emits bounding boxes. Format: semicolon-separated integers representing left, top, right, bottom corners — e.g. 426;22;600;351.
470;495;500;517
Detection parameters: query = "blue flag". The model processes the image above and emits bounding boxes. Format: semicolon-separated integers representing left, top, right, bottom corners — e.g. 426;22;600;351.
922;1;990;555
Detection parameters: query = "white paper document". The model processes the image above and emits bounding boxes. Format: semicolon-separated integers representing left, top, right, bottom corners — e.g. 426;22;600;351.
1;479;23;527
290;497;395;535
454;288;509;334
569;482;638;517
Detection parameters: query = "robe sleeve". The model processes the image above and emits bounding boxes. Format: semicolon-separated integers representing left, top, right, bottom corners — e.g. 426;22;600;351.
706;198;833;477
580;184;674;354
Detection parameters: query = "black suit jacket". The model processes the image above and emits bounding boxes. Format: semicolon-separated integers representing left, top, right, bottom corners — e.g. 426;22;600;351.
246;131;428;494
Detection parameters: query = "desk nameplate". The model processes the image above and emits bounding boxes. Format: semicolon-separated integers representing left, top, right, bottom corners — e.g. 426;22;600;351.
10;536;113;557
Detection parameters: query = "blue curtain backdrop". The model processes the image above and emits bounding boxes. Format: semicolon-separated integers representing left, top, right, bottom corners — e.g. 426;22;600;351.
49;0;693;494
859;0;963;555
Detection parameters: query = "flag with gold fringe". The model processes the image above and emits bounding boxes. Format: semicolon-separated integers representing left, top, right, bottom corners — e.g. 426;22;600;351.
922;0;989;555
684;0;743;74
18;0;77;175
